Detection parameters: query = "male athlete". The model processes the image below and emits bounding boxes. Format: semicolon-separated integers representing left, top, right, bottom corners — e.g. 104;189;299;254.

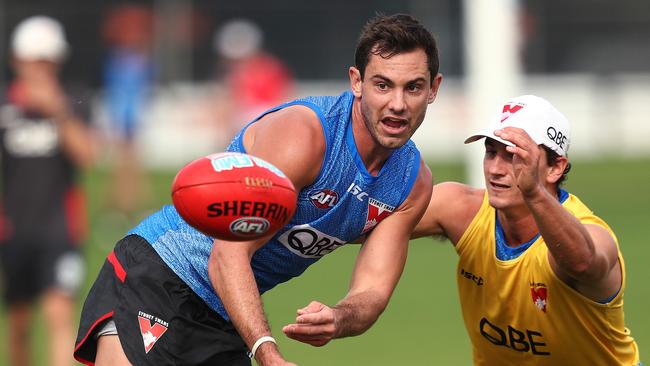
413;95;641;365
0;16;94;366
75;14;442;365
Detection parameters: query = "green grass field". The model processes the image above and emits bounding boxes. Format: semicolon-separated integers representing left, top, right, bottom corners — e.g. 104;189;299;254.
0;158;647;365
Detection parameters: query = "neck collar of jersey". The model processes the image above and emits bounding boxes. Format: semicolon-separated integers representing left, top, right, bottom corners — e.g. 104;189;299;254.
495;188;569;260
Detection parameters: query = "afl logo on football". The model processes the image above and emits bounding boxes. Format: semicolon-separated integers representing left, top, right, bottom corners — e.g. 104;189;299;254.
229;217;270;237
309;189;339;209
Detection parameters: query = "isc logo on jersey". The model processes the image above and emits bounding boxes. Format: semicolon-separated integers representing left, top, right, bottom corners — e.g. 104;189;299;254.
309;189;339;209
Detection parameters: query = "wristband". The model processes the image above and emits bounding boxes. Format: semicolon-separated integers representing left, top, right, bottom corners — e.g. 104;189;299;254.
250;336;277;359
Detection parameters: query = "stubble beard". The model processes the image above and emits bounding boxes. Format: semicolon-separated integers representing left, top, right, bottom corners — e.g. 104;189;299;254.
361;101;408;150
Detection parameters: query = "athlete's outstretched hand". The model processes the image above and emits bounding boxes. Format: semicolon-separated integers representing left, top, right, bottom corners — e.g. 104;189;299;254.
494;127;543;197
282;301;337;347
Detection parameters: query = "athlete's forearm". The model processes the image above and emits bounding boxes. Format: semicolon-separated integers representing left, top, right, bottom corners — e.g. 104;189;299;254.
333;290;388;338
208;246;283;365
56;114;95;168
524;186;596;278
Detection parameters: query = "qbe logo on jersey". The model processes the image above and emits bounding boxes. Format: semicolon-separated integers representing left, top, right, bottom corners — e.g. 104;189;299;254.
278;224;346;258
362;198;394;233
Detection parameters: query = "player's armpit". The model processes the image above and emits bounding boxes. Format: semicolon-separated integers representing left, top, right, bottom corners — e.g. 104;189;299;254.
412;182;483;244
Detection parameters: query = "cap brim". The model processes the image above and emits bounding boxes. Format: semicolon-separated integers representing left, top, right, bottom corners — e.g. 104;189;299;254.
464;130;514;147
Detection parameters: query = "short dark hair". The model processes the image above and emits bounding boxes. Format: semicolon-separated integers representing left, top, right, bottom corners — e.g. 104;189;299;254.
543;146;571;187
354;13;439;83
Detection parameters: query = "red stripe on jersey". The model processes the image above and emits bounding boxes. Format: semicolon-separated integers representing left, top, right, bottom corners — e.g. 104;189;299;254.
64;186;88;245
107;250;127;283
73;310;114;366
0;200;12;241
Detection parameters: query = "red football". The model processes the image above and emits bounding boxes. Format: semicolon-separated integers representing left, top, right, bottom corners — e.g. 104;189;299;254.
171;152;297;241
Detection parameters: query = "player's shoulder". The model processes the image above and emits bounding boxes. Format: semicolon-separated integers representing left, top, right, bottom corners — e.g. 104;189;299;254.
252;104;323;142
433;182;484;214
433;181;481;198
244;104;326;191
428;183;484;243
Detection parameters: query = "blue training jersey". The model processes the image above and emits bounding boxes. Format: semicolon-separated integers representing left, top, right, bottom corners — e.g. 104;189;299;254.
129;90;422;320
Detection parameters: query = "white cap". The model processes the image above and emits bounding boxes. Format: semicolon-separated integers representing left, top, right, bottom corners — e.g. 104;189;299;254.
465;95;571;156
213;19;262;60
11;16;69;62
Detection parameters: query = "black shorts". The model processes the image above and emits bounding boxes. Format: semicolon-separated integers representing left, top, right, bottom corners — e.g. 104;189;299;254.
74;234;250;366
0;238;84;304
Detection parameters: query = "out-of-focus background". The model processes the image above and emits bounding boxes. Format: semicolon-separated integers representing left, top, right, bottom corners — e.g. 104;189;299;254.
0;0;648;365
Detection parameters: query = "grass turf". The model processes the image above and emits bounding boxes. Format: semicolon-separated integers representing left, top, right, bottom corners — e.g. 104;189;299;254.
0;158;647;365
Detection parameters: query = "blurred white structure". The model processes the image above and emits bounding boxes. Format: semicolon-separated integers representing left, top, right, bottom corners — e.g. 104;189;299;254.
463;0;522;186
88;2;649;171
93;75;650;170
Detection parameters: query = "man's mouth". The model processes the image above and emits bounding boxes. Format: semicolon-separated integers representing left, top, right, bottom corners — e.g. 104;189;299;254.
489;181;510;190
381;117;408;132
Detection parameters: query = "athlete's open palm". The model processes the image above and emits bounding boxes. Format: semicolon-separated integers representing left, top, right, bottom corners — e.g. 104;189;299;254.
282;301;336;347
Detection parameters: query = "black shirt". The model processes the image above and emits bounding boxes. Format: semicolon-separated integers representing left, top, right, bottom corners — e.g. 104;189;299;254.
0;94;86;243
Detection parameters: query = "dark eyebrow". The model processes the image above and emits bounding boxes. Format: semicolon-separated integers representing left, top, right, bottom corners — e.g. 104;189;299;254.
369;74;392;85
369;74;428;86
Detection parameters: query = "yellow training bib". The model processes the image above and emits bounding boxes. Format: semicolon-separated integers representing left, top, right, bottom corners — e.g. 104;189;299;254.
455;192;640;365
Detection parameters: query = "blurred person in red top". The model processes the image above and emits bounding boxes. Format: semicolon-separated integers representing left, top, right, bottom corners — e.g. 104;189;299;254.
0;15;95;366
213;19;294;138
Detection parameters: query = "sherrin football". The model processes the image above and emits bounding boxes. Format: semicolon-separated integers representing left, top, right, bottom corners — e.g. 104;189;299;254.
171;152;297;241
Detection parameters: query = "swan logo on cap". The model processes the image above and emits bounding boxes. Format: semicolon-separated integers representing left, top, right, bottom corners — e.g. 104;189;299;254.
465;95;571;157
501;103;524;122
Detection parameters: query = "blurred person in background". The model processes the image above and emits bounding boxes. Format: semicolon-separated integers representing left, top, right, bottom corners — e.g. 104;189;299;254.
413;95;641;365
0;15;95;366
211;18;294;141
100;4;154;220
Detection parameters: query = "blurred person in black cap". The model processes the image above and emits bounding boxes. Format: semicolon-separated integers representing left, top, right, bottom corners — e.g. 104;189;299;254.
0;15;95;366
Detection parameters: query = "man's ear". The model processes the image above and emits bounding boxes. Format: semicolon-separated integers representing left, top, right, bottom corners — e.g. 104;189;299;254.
428;72;443;104
546;156;569;185
349;66;362;97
